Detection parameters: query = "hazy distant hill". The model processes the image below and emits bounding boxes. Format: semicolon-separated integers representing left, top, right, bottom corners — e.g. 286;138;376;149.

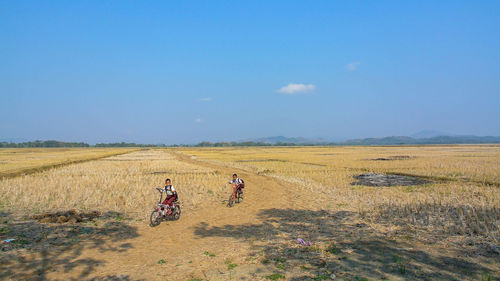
340;135;500;145
243;136;328;144
410;130;452;138
240;135;500;146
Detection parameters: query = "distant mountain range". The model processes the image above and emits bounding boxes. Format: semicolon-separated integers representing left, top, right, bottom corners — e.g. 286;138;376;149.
410;130;451;138
339;135;500;145
242;136;328;144
242;134;500;146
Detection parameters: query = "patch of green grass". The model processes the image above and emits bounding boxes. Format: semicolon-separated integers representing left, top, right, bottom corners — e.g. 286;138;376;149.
273;257;287;270
276;263;286;270
70;238;79;244
313;273;331;281
204;251;216;257
481;273;495;281
403;186;417;192
399;234;411;240
0;226;8;233
265;273;286;280
227;263;238;270
326;243;340;254
397;263;406;274
392;255;402;263
391;255;406;275
354;277;369;281
300;265;311;271
309;246;323;253
12;239;30;246
157;259;166;264
275;257;286;263
245;256;257;262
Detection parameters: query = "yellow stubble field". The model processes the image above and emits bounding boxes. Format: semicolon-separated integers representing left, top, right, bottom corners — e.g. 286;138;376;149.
178;145;500;242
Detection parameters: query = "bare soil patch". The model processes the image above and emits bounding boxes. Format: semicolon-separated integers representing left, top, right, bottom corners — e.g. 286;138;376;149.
372;155;415;161
32;210;101;224
352;173;430;186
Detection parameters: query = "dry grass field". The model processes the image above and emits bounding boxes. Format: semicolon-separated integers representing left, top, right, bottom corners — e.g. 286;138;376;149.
0;146;499;280
0;149;227;214
180;146;500;243
0;148;138;179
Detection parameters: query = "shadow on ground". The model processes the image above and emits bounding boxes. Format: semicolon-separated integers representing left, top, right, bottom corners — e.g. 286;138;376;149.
0;211;139;280
194;208;499;280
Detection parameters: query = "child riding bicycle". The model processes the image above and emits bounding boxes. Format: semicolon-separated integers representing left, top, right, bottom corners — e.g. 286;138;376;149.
161;178;178;215
228;173;244;195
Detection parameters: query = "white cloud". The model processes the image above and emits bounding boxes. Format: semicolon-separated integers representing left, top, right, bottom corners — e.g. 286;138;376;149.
198;97;212;102
346;62;360;71
195;118;202;123
276;83;316;94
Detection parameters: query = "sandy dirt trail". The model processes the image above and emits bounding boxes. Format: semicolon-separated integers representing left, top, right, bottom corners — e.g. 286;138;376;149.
16;151;301;281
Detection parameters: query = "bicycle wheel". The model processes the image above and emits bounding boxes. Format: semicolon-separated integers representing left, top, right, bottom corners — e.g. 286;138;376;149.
173;206;181;220
150;210;161;227
237;191;243;203
227;193;235;207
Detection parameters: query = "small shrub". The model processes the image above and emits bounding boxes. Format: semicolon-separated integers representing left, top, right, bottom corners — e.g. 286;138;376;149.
13;239;30;246
157;259;166;264
481;273;495;281
204;251;216;257
300;265;311;271
392;255;402;263
275;257;286;263
266;273;286;280
227;263;238;270
314;273;331;281
398;263;406;274
326;243;340;254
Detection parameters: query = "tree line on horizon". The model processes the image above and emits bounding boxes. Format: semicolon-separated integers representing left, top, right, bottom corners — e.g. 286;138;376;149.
1;135;499;148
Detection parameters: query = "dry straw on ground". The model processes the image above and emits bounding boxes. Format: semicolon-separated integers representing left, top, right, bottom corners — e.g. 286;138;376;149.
0;150;228;217
1;146;499;244
178;145;500;244
0;148;137;178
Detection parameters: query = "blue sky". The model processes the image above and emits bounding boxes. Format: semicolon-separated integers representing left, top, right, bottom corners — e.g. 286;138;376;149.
1;1;499;144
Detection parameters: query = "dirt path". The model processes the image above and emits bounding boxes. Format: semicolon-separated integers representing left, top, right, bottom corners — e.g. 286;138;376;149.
2;151;498;281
